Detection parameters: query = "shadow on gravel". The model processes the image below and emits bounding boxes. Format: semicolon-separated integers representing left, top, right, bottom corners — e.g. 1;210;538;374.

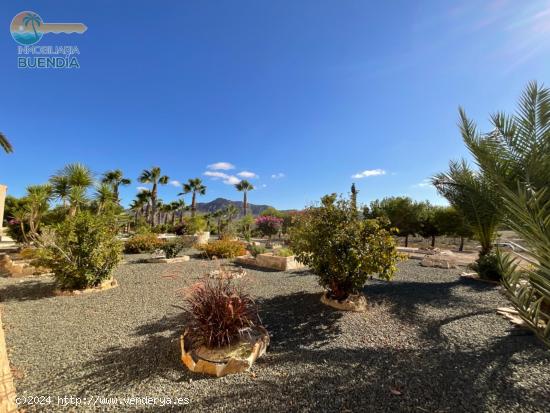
0;279;56;302
199;336;550;413
258;291;343;351
69;311;199;393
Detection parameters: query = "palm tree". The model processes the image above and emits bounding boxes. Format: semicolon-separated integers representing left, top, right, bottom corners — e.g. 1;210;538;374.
432;160;502;257
23;12;41;42
50;163;93;216
458;81;550;346
235;180;254;215
179;178;206;217
138;167;169;226
24;184;52;236
0;132;13;153
136;189;153;224
94;183;116;214
50;175;70;207
101;169;131;203
169;200;184;225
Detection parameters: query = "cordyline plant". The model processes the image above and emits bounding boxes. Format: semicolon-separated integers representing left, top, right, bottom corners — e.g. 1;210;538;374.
255;215;283;239
184;278;261;348
290;194;401;300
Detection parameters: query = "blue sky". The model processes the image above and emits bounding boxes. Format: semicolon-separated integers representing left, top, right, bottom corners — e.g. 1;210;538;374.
1;1;549;210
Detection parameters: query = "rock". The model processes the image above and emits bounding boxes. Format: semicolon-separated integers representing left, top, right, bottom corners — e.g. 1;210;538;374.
421;252;457;269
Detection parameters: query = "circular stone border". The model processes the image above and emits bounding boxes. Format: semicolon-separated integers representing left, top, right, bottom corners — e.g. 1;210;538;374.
180;326;269;377
54;278;118;296
320;292;367;312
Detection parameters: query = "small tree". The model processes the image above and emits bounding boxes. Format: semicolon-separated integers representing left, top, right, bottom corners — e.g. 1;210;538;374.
367;196;422;247
290;194;401;300
433;206;472;251
255;215;283;240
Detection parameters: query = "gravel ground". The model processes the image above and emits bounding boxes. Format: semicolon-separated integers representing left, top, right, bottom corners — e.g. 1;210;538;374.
0;255;548;412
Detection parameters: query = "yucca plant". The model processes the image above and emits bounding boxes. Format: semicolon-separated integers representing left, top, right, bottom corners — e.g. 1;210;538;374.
184;278;260;348
458;81;550;346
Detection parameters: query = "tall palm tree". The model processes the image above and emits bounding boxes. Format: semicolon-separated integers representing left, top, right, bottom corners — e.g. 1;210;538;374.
432;160;502;256
235;180;254;215
23;12;42;42
50;163;93;216
458;81;550;346
138;167;169;226
169;200;184;225
136;189;153;224
0;132;13;153
101;169;131;203
179;178;206;217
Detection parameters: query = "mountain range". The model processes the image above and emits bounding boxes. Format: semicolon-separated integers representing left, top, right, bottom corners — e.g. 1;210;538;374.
195;198;273;216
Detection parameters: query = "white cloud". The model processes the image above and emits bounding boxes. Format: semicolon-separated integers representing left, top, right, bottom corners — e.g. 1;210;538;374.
237;171;258;179
412;179;433;188
169;180;181;187
351;169;386;179
271;172;285;179
207;162;235;171
204;171;241;185
136;186;148;192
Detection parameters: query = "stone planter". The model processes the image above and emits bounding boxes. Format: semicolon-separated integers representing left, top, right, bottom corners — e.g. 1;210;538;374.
181;232;210;246
320;292;367;312
257;253;305;271
234;253;304;271
195;231;210;245
180;326;269;377
144;256;190;264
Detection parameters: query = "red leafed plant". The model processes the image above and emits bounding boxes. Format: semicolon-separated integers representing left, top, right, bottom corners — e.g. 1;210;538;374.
184;278;260;348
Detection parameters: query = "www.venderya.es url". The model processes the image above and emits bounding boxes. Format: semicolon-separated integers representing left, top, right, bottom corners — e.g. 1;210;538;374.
16;395;191;407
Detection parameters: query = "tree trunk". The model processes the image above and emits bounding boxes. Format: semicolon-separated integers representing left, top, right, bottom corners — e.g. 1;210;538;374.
243;191;248;216
459;236;464;252
431;235;435;247
405;234;409;247
191;192;196;217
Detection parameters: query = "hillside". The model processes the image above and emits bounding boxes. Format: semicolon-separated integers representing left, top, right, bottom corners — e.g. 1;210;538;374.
195;198;272;216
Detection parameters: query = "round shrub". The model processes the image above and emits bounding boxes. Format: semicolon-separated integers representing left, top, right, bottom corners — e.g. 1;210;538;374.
197;240;247;259
247;244;266;257
290;194;401;299
124;233;165;254
34;212;123;290
160;238;186;259
475;252;502;281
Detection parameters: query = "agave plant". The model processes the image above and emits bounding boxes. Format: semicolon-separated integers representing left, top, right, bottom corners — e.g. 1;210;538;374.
458;81;550;346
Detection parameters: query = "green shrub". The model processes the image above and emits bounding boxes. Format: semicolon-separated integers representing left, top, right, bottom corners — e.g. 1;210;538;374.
290;194;402;299
275;247;294;257
160;238;186;259
184;215;207;234
475;252;502;281
197;240;247;259
124;233;165;253
35;212;123;290
248;244;266;257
